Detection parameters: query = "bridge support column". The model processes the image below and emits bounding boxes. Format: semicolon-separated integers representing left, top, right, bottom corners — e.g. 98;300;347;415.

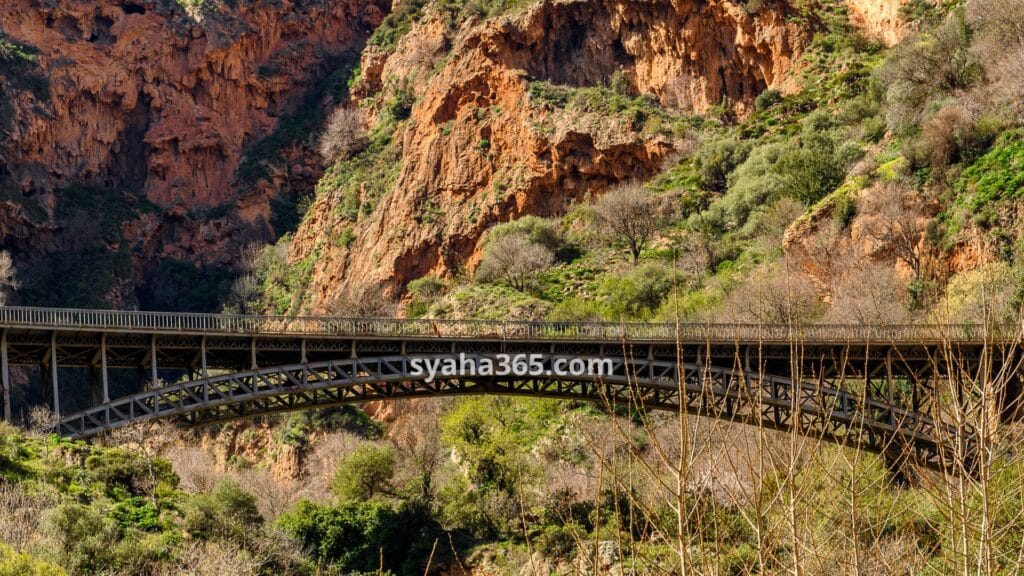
251;338;258;370
885;347;895;425
1;329;10;422
300;338;307;363
150;334;158;386
100;334;109;404
200;336;208;378
50;332;60;419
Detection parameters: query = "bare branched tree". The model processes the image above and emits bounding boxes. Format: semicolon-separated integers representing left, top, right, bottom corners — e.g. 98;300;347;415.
319;107;367;164
720;265;822;324
475;231;554;291
826;262;912;324
0;250;19;306
862;182;933;305
592;182;669;264
329;284;399;317
227;273;261;315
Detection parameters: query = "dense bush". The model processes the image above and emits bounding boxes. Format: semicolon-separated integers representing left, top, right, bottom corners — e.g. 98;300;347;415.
183;479;263;542
0;543;65;576
485;216;562;251
754;88;783;111
332;444;397;502
697;137;753;192
84;449;178;497
881;10;981;133
593;263;686;320
277;499;439;575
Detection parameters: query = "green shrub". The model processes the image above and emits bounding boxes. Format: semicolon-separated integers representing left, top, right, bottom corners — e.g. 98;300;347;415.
184;479;263;542
110;497;162;532
407;275;447;317
485;216;561;251
954;129;1024;212
881;10;981;133
0;543;66;576
776;130;846;205
277;499;439;575
368;0;429;49
332;444;397;502
536;524;579;559
697;137;753;192
755;88;783;111
703;141;788;229
43;503;120;574
276;406;381;448
593;263;685;320
84;449;179;497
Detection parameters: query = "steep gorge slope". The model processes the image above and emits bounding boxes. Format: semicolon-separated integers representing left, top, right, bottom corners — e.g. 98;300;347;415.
290;0;812;310
0;0;385;307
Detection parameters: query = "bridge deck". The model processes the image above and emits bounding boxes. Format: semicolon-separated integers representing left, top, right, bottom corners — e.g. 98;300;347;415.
0;305;1012;344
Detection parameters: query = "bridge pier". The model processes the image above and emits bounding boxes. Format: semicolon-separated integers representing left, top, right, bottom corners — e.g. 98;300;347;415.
200;336;208;378
1;329;9;422
150;334;158;386
49;332;60;419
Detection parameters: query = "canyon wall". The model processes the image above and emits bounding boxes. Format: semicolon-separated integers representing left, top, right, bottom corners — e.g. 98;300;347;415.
0;0;385;306
290;0;812;311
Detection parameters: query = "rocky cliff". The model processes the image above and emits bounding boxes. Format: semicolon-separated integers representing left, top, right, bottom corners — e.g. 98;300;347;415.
847;0;909;46
0;0;385;307
289;0;812;311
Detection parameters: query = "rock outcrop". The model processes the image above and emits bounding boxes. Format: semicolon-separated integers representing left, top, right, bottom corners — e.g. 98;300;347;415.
847;0;909;46
0;0;385;304
290;0;812;311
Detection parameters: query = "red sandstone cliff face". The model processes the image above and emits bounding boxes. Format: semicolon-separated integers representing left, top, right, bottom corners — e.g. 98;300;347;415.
291;0;811;311
0;0;384;303
847;0;909;46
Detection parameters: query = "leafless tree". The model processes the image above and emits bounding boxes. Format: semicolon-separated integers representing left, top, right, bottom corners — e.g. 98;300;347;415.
0;250;19;306
227;273;261;315
862;182;932;300
475;231;554;291
825;262;912;324
318;107;367;164
329;284;399;317
720;265;822;324
27;405;58;435
390;400;447;502
592;182;669;264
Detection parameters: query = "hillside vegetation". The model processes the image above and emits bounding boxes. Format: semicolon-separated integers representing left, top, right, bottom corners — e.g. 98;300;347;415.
5;0;1024;574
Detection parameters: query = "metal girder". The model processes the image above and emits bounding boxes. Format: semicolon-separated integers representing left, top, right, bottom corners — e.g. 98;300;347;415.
56;354;973;471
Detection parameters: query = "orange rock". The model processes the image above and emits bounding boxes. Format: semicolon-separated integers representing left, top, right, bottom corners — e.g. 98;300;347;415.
292;0;811;310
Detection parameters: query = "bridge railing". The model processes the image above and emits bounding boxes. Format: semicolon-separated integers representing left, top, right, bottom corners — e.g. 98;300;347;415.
0;305;1016;343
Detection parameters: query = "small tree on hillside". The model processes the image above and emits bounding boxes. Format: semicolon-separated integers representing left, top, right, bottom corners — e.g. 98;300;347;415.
476;231;554;291
0;250;19;306
592;183;668;264
319;107;367;164
332;444;396;502
862;182;932;307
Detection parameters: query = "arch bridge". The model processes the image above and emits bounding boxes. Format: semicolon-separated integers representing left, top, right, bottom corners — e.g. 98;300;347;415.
0;306;1018;472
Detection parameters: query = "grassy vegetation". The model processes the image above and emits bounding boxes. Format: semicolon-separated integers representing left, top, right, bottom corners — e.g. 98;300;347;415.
320;119;402;224
0;425;308;575
527;75;697;138
369;0;538;50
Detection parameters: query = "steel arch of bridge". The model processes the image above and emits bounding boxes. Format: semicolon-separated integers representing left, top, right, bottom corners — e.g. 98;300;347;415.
56;354;971;471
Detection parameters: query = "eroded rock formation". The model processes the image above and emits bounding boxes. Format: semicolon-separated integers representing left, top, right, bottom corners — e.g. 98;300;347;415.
291;0;812;311
0;0;385;304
